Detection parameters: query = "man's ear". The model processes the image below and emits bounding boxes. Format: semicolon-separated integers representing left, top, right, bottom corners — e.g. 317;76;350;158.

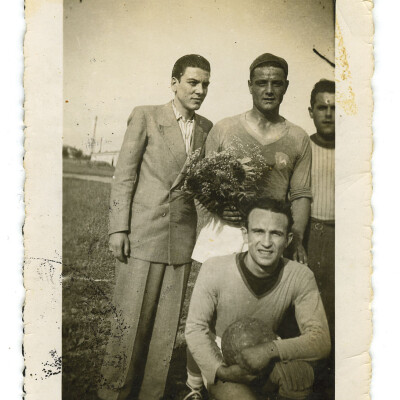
248;80;253;95
286;232;294;248
308;106;314;119
171;77;178;93
241;226;248;244
283;79;289;95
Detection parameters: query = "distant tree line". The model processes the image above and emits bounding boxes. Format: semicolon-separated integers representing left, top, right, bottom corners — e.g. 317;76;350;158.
63;145;90;160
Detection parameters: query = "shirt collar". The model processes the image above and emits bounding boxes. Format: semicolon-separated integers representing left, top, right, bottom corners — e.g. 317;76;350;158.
310;133;335;149
172;100;194;122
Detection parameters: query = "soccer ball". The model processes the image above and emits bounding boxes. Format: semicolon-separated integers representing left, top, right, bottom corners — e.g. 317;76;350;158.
221;317;277;366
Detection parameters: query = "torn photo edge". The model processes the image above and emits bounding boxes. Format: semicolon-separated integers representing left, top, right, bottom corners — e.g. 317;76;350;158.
23;0;373;399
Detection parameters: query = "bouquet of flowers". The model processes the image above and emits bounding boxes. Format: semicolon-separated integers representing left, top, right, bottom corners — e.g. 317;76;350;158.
182;137;272;218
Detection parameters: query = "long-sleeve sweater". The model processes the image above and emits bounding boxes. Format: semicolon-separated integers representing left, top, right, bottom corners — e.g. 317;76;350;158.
185;254;331;386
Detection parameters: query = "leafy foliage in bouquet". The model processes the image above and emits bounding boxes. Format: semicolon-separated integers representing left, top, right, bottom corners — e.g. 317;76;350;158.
182;137;272;217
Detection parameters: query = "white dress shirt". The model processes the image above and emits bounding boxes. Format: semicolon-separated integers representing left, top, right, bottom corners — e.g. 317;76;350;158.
172;100;195;155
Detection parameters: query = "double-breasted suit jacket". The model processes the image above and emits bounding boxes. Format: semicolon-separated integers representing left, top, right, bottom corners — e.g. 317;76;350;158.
100;102;212;400
109;101;213;265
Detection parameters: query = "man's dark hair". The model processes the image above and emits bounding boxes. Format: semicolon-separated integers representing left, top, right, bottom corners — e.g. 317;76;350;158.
243;196;293;234
172;54;211;81
310;79;335;108
249;61;288;81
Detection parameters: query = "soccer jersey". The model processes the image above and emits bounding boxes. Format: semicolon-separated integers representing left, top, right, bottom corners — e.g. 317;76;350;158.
206;113;312;202
192;113;312;263
185;254;330;386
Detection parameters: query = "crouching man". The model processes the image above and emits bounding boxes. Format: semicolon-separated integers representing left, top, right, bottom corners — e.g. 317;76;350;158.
185;197;330;400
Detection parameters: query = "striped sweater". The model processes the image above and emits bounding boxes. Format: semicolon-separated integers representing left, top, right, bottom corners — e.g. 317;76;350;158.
310;134;335;221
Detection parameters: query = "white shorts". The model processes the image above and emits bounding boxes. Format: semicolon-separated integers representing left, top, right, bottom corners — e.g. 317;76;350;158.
192;215;248;263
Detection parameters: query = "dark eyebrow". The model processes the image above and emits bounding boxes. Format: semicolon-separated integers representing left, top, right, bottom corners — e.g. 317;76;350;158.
254;78;284;83
187;78;210;87
251;227;265;232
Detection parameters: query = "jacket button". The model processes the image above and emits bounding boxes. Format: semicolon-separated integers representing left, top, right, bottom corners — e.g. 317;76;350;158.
162;212;166;217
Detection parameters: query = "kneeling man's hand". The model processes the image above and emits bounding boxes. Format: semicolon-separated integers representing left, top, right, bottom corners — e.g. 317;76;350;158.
216;364;258;384
109;232;130;263
237;342;279;374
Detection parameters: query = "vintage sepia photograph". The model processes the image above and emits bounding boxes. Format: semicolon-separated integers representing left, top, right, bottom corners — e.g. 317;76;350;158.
61;1;335;399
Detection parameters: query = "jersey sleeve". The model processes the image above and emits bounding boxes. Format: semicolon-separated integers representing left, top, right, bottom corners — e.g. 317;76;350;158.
289;133;312;201
185;261;224;386
205;122;228;155
273;270;331;362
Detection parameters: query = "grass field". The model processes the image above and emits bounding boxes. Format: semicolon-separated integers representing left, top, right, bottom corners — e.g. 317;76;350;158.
62;176;332;400
63;158;115;177
62;177;202;400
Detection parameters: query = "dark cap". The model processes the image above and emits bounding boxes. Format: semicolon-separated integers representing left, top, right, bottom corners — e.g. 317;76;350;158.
250;53;288;78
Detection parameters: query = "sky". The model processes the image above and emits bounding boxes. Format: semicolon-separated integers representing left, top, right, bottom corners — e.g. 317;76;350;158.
64;0;334;153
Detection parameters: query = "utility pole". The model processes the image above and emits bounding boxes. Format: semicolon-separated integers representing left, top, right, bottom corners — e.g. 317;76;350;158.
89;115;98;157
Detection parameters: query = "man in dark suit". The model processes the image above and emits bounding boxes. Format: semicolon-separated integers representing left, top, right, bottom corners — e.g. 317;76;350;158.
98;54;213;400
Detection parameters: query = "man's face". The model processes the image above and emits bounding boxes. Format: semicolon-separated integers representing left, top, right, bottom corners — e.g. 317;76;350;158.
309;92;335;136
248;66;289;114
171;67;210;113
243;208;293;275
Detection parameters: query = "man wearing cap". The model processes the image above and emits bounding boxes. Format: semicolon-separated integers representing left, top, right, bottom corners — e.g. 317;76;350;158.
97;54;213;400
192;53;311;266
185;53;312;399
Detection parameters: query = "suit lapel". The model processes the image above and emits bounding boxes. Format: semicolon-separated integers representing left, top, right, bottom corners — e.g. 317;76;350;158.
191;115;208;153
158;102;187;169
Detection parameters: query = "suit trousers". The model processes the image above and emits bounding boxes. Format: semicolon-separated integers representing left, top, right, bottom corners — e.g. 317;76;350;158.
98;258;191;400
